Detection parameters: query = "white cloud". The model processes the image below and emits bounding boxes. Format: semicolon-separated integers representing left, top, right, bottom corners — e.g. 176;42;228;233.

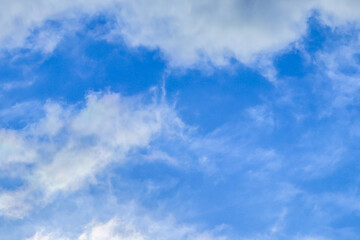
294;236;330;240
0;90;183;218
25;232;69;240
246;105;274;127
79;217;226;240
0;189;32;218
1;80;34;91
313;36;360;107
109;0;312;67
2;0;360;68
0;129;38;165
27;214;226;240
0;0;113;51
110;0;360;68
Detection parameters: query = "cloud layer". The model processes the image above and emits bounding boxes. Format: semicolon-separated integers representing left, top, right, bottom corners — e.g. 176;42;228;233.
2;0;360;67
107;0;360;67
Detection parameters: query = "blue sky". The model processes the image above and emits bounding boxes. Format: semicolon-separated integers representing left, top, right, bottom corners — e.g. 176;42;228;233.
1;1;360;240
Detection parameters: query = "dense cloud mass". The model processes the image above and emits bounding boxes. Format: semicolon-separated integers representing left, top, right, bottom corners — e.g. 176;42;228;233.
1;0;360;67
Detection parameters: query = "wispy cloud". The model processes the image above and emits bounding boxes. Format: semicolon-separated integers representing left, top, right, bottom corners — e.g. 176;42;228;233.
0;89;183;218
25;203;227;240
